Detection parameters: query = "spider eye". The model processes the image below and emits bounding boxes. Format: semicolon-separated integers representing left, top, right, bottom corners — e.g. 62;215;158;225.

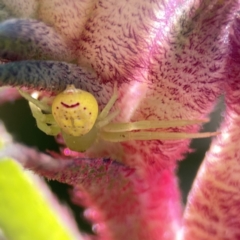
52;85;98;136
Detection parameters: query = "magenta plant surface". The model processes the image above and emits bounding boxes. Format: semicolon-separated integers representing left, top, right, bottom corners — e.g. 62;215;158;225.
0;0;240;240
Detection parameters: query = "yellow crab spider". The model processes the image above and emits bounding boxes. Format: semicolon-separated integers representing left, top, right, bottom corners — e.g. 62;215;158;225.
18;83;218;152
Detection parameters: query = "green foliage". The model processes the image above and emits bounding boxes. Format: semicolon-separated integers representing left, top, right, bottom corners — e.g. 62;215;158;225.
0;158;75;240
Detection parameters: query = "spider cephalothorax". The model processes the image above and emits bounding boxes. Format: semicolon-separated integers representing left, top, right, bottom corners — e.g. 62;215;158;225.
52;85;99;137
19;83;218;153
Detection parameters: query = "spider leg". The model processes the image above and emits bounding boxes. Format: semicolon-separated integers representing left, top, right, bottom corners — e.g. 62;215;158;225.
98;82;118;121
100;130;219;142
35;119;61;136
28;102;55;124
18;88;51;113
96;109;120;129
103;119;209;132
28;102;60;136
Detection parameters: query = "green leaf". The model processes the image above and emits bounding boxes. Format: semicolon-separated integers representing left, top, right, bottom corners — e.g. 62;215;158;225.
0;158;76;240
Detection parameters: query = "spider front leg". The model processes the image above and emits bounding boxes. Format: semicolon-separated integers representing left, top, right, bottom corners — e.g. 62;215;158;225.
19;89;60;136
100;130;219;142
28;101;60;136
95;82;219;142
97;82;118;119
18;89;52;113
96;82;120;129
103;119;210;132
100;119;219;142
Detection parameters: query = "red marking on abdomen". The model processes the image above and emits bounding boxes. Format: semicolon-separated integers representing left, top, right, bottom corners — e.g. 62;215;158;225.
61;102;80;108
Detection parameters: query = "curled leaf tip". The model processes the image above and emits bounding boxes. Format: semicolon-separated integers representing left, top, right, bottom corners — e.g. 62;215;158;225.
0;19;74;61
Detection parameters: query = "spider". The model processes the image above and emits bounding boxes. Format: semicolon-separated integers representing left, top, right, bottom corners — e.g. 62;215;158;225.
18;83;218;152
